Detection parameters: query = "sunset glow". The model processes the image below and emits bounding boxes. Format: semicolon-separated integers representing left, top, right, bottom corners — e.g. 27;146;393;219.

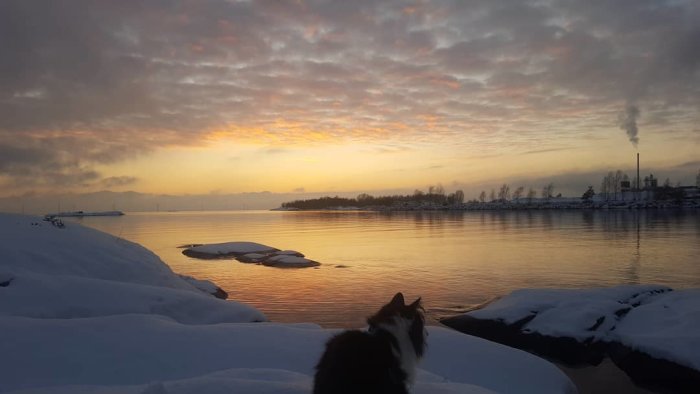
1;0;698;209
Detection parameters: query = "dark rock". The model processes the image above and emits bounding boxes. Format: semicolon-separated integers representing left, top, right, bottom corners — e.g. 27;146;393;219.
177;243;204;249
235;253;268;263
608;342;700;393
181;249;236;259
441;314;608;366
212;287;228;300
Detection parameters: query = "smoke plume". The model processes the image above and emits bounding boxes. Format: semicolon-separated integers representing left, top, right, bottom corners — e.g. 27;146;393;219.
618;104;640;147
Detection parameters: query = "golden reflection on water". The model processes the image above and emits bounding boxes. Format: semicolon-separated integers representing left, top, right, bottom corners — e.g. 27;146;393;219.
71;210;700;328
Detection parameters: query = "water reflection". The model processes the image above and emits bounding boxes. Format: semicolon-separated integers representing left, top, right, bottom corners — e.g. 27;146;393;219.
70;210;699;327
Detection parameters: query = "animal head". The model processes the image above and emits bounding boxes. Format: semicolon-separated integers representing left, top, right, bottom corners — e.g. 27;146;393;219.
367;292;426;358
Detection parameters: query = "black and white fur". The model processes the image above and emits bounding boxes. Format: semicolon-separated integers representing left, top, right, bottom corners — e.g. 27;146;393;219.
313;292;426;394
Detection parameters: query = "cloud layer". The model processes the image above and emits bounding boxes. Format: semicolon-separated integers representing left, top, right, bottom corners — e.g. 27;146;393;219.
1;0;698;192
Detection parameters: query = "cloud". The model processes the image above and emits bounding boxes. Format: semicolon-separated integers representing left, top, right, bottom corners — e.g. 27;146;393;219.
521;147;574;155
101;176;139;188
1;0;698;192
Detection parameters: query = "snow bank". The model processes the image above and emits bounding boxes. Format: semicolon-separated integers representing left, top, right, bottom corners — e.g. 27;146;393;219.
6;369;498;394
178;274;228;299
0;272;262;323
0;316;574;394
613;289;700;371
0;213;196;291
0;213;265;323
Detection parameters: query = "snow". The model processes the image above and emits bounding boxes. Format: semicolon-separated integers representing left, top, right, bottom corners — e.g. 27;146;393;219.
0;213;576;394
239;253;268;262
184;242;321;268
262;254;320;268
274;250;305;257
6;369;498;394
0;213;264;324
0;213;197;291
178;274;220;295
0;316;573;394
458;285;700;384
186;242;278;256
0;272;262;323
613;289;700;370
468;285;670;341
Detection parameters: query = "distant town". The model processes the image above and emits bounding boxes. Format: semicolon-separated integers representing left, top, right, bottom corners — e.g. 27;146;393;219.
278;170;700;211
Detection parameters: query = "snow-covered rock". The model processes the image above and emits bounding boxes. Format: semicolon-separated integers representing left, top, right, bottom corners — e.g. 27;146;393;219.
178;274;228;299
0;213;197;291
262;254;320;268
182;242;278;259
274;250;305;257
0;272;264;323
237;253;268;263
608;289;700;391
442;285;670;365
0;213;263;324
183;242;321;268
443;285;700;391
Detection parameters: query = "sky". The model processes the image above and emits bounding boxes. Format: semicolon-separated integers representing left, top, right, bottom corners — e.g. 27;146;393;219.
1;0;699;209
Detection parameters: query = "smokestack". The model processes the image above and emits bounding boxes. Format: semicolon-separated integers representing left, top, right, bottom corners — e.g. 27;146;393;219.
637;153;640;191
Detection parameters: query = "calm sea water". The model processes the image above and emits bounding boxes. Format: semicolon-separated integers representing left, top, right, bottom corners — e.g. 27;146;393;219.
68;210;700;328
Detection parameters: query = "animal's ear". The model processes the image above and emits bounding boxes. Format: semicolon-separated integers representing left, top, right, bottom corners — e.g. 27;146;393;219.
409;297;422;309
390;292;405;307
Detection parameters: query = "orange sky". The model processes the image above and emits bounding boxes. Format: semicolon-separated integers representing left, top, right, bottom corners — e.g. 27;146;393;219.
0;1;698;202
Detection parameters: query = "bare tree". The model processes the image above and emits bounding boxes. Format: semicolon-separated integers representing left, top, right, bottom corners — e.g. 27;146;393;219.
478;191;486;203
697;169;700;188
454;190;465;204
613;170;624;200
541;183;554;199
434;184;445;196
498;184;511;201
600;175;609;200
527;187;537;203
601;172;615;200
512;186;524;201
357;193;373;202
489;189;496;202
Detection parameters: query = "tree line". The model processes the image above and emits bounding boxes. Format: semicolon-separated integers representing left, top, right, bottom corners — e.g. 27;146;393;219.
281;169;700;210
281;185;466;209
281;182;560;210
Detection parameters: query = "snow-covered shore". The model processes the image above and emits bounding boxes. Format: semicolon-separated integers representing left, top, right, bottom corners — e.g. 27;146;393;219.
442;286;700;391
0;213;576;393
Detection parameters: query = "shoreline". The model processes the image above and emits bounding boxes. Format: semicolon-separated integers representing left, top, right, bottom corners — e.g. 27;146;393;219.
274;202;700;212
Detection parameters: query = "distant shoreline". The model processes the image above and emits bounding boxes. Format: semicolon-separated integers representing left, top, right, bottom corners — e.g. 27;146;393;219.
274;200;700;212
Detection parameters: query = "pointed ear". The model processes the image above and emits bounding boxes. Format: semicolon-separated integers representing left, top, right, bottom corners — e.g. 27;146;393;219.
409;297;422;309
390;292;405;306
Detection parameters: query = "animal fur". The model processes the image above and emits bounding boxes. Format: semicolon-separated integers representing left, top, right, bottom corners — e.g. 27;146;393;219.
313;292;426;394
